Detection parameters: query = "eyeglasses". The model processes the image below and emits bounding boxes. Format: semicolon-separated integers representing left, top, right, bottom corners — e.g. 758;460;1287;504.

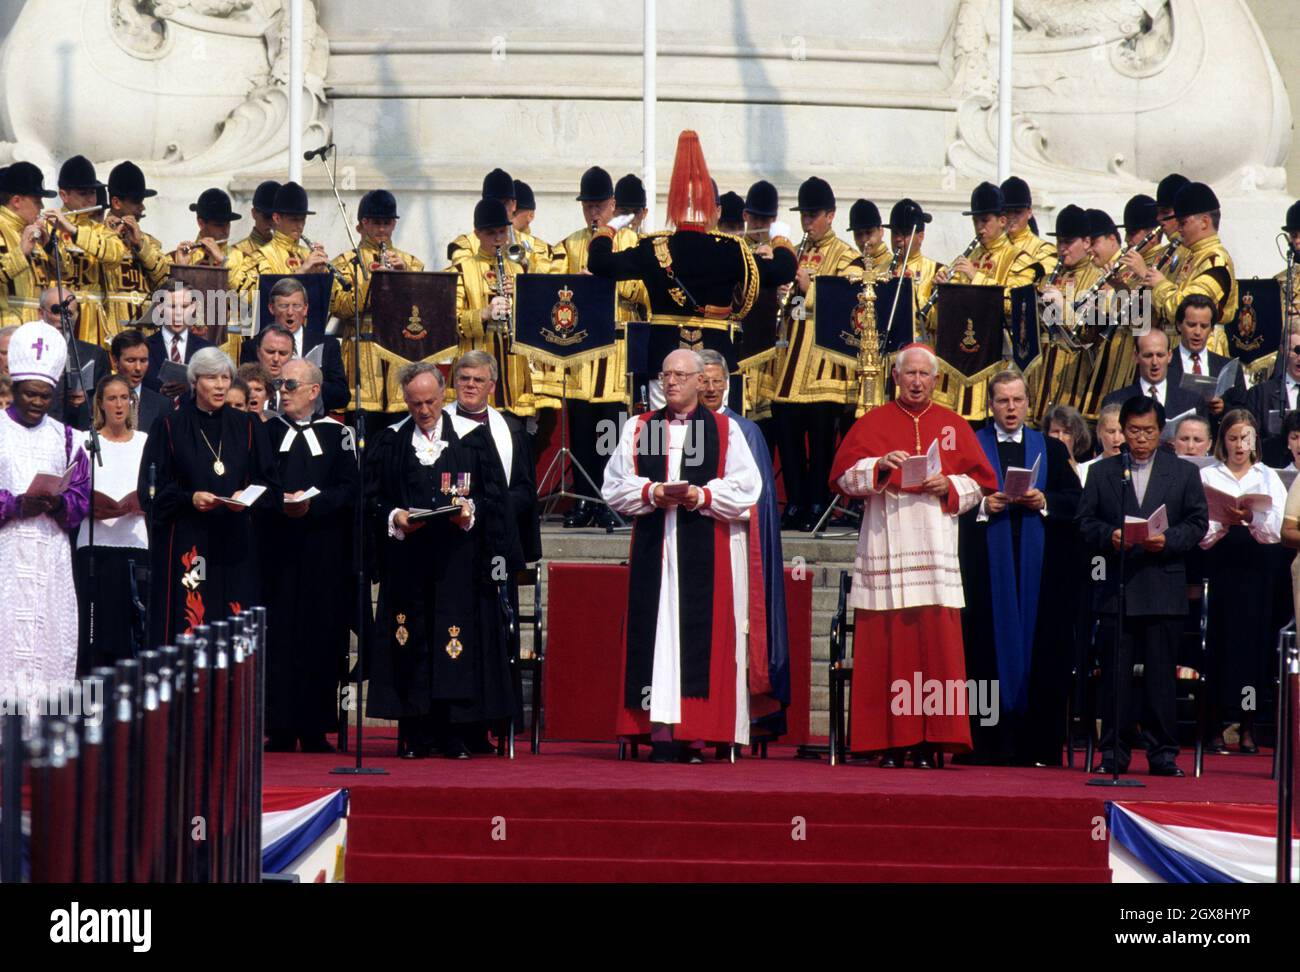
659;370;700;383
1124;426;1160;439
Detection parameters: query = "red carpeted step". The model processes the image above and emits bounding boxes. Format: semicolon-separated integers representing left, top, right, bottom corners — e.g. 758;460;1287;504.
346;815;1106;868
346;786;1105;830
345;852;1111;883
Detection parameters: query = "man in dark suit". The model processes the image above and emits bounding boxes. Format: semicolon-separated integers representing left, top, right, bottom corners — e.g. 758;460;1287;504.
144;287;213;397
1102;326;1206;423
1165;293;1247;424
959;370;1082;766
1246;316;1300;467
39;287;109;431
109;328;169;435
1076;396;1208;777
239;277;348;412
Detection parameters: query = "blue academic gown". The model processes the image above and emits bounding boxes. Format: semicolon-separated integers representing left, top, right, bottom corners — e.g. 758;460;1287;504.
722;406;791;736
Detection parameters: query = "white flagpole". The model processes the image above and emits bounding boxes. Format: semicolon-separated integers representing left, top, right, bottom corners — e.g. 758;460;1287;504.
288;0;305;184
997;0;1013;183
643;0;657;231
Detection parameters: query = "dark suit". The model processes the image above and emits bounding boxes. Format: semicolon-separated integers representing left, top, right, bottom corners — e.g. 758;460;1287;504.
240;329;349;413
1167;348;1247;435
1246;374;1295;468
144;330;214;393
49;339;110;431
1076;449;1208;770
1101;379;1207;424
132;383;169;437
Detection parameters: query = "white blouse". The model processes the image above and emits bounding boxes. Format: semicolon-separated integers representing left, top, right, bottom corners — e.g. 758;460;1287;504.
76;432;148;550
1198;460;1286;549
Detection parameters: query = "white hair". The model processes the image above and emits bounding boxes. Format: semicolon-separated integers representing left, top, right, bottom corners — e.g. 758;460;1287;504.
893;345;939;376
661;348;704;372
187;346;235;386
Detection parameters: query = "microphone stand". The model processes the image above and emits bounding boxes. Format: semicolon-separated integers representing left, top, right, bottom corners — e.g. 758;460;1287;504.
1281;239;1294;425
48;226;104;664
1090;446;1144;788
311;146;386;776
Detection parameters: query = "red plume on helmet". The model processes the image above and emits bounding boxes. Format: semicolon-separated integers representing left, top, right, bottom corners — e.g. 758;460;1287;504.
665;130;717;230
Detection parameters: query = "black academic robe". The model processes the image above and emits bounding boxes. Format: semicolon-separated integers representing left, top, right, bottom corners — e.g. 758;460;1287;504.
959;432;1081;764
139;401;281;647
447;403;541;564
365;413;520;725
261;416;359;737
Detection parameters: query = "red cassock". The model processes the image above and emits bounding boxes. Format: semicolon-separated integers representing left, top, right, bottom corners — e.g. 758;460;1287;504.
828;399;998;753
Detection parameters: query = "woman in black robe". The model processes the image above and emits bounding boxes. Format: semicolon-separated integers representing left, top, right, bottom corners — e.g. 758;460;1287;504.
140;347;280;647
365;362;519;758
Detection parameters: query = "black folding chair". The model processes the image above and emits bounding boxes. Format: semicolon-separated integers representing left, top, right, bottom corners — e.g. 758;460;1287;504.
498;568;544;758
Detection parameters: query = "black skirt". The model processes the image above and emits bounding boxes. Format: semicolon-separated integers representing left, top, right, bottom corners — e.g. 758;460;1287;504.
76;545;149;674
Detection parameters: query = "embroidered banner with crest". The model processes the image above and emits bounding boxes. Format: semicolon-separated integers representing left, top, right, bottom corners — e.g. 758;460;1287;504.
368;270;459;362
512;273;618;368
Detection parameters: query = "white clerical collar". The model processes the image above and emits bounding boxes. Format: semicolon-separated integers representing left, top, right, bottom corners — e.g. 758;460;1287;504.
995;425;1022;444
279;415;322;455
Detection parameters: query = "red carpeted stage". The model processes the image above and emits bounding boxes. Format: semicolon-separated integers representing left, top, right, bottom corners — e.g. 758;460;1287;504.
265;740;1276;883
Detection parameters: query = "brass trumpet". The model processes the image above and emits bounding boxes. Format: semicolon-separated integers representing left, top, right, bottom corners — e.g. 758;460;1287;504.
505;225;530;271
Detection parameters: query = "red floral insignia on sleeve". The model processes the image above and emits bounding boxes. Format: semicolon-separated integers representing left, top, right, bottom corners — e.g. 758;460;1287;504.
181;545;205;633
228;601;242;616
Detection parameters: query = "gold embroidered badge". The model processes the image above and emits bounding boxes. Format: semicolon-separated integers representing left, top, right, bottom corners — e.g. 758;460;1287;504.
445;625;464;659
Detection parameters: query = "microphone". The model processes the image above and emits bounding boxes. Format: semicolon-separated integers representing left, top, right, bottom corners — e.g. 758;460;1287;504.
148;462;157;502
303;143;335;162
1119;442;1132;484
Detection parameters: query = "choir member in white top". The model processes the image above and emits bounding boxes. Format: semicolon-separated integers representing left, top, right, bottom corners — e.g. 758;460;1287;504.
1076;403;1124;488
1197;409;1287;754
76;374;149;670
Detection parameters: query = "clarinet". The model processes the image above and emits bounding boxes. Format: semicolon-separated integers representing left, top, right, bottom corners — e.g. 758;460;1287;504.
917;237;978;322
775;233;811;349
1071;242;1134;313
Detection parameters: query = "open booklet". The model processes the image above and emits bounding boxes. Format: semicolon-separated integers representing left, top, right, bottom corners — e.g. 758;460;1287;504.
1203;485;1272;523
215;484;267;509
1002;454;1041;500
283;486;322;506
1177;357;1240;401
1160;408;1197;443
407;504;463;521
27;461;79;497
1178;454;1217;469
1123;504;1168;544
66;359;96;394
901;439;942;490
92;489;139;518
